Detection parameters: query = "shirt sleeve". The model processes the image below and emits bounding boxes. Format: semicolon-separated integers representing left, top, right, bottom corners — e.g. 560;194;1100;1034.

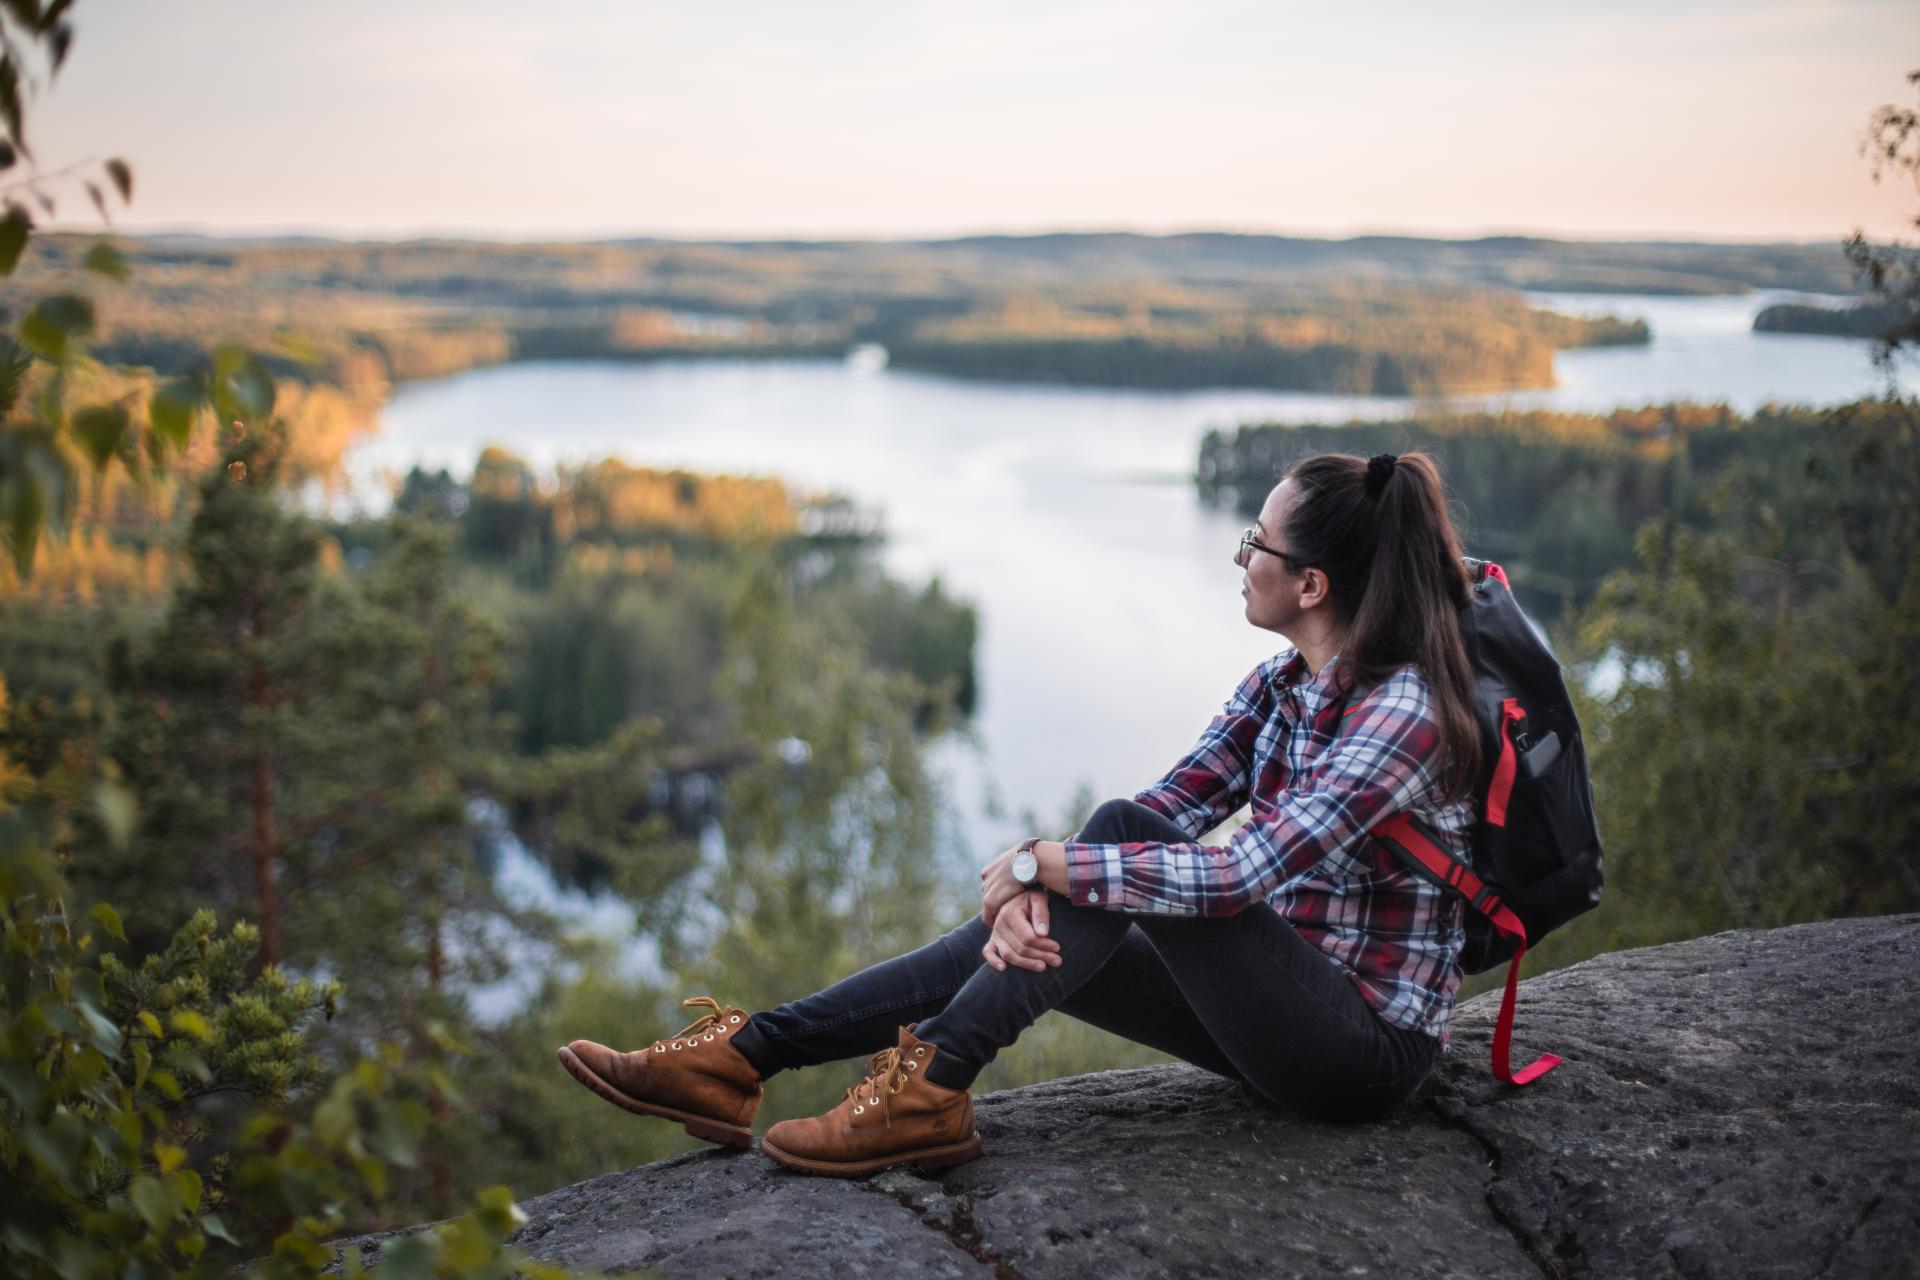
1064;667;1444;916
1126;661;1270;840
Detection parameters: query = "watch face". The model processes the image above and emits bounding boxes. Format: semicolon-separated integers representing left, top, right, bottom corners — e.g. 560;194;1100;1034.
1012;850;1038;884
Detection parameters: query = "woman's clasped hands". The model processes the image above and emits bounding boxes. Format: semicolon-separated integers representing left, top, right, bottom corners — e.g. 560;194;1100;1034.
975;840;1067;971
979;843;1062;973
985;890;1060;972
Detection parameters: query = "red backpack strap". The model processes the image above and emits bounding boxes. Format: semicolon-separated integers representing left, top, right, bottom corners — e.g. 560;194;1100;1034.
1374;814;1564;1086
1485;698;1525;827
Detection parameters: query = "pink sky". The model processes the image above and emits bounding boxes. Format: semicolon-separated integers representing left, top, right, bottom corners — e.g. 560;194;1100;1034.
31;0;1920;243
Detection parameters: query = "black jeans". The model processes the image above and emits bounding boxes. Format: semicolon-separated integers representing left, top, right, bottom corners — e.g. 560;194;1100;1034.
731;799;1441;1122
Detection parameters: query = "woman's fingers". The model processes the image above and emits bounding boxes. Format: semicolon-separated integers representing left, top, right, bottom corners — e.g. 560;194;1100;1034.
994;900;1060;970
1028;890;1051;939
982;934;1040;974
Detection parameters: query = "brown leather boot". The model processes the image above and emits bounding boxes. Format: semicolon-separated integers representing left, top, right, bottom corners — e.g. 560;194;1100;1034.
760;1024;982;1177
556;997;763;1148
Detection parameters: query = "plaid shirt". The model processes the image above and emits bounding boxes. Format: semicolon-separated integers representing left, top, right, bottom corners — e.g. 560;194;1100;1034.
1062;648;1470;1047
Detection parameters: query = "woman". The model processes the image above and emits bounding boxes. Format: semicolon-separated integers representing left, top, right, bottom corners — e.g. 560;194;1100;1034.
557;450;1481;1177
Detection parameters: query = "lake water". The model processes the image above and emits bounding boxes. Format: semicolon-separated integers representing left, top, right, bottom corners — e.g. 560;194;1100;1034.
342;288;1906;1010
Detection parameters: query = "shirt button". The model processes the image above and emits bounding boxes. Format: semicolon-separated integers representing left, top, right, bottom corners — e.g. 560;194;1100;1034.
1087;891;1099;903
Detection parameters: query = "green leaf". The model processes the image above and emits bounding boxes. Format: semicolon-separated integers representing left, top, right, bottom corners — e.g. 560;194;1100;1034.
472;1185;527;1234
153;1142;186;1174
82;241;128;281
71;405;129;471
132;1040;151;1091
88;901;126;943
274;1234;335;1269
200;1214;239;1246
148;376;202;448
93;780;136;849
168;1009;211;1042
210;344;274;424
168;1167;203;1213
105;157;132;203
128;1175;178;1230
136;1010;162;1039
9;430;76;569
19;293;94;361
313;1092;354;1147
377;1233;434;1280
0;206;29;274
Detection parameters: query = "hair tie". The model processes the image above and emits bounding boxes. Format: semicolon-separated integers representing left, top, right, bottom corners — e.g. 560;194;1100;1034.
1365;453;1398;497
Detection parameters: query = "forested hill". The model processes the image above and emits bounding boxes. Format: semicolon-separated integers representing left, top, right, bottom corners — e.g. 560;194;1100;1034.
4;231;1676;396
136;229;1860;296
0;228;1858;414
858;231;1862;296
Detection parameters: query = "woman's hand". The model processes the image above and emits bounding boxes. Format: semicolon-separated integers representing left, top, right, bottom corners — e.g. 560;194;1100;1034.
979;843;1026;926
981;839;1070;925
982;890;1060;973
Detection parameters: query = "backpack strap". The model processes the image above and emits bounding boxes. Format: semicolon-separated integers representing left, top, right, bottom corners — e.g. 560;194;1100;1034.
1373;814;1564;1086
1485;698;1526;827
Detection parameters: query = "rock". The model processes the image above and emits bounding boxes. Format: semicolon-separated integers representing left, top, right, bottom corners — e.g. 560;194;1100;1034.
343;915;1920;1279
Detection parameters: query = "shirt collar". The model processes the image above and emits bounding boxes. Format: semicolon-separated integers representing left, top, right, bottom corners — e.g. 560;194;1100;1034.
1275;648;1354;710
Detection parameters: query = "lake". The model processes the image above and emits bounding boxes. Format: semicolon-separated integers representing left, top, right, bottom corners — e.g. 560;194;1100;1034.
342;288;1906;1006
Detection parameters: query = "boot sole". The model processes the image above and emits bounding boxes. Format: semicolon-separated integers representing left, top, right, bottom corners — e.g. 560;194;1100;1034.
555;1045;755;1149
759;1132;984;1178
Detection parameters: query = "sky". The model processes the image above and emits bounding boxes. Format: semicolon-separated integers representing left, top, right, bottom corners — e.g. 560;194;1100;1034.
27;0;1920;243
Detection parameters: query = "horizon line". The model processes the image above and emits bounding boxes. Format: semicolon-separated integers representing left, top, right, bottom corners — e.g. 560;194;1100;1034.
47;220;1864;251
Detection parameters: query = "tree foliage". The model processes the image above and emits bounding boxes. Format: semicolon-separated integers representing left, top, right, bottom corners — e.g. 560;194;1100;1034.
0;2;284;579
1846;67;1920;376
0;844;589;1279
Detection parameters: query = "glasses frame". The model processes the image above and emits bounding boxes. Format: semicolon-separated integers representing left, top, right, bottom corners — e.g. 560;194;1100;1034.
1238;527;1312;575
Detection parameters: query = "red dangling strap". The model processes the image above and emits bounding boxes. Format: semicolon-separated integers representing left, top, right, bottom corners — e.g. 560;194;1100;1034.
1483;904;1562;1086
1484;698;1525;827
1373;814;1563;1086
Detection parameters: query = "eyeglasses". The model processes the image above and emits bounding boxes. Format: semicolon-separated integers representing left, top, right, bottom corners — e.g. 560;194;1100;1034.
1237;527;1311;574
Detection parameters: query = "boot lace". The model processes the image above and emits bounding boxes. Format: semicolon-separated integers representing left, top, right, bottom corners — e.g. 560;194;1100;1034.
650;996;733;1053
843;1046;911;1126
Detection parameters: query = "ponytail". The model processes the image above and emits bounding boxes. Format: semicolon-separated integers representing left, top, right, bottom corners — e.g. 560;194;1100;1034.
1282;451;1480;799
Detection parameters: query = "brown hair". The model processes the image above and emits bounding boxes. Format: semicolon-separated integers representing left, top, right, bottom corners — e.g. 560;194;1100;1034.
1281;451;1480;799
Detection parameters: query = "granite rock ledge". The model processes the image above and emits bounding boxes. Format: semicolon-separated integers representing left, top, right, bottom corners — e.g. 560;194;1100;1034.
340;914;1920;1279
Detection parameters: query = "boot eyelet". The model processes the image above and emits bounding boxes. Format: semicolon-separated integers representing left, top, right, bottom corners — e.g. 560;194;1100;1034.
853;1105;864;1114
905;1061;917;1070
730;1015;741;1023
704;1032;715;1040
914;1047;925;1056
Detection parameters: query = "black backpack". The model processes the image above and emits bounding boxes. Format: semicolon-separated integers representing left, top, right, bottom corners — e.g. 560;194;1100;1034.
1371;559;1604;1086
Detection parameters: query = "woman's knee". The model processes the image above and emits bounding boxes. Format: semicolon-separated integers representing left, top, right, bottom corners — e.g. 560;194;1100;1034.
938;914;991;960
1078;797;1160;843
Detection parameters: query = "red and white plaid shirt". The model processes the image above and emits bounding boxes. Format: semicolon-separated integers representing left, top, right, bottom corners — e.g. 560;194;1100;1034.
1063;648;1470;1047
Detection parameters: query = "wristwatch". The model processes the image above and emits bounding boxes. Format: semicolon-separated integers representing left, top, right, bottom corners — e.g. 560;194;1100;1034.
1011;838;1042;888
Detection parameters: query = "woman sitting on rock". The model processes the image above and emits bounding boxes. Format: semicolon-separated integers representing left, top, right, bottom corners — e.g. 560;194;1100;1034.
558;450;1481;1177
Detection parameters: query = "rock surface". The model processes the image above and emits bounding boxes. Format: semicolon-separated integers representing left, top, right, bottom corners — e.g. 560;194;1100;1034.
345;915;1920;1279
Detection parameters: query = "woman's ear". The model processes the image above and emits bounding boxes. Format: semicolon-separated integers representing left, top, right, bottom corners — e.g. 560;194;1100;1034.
1299;567;1332;611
